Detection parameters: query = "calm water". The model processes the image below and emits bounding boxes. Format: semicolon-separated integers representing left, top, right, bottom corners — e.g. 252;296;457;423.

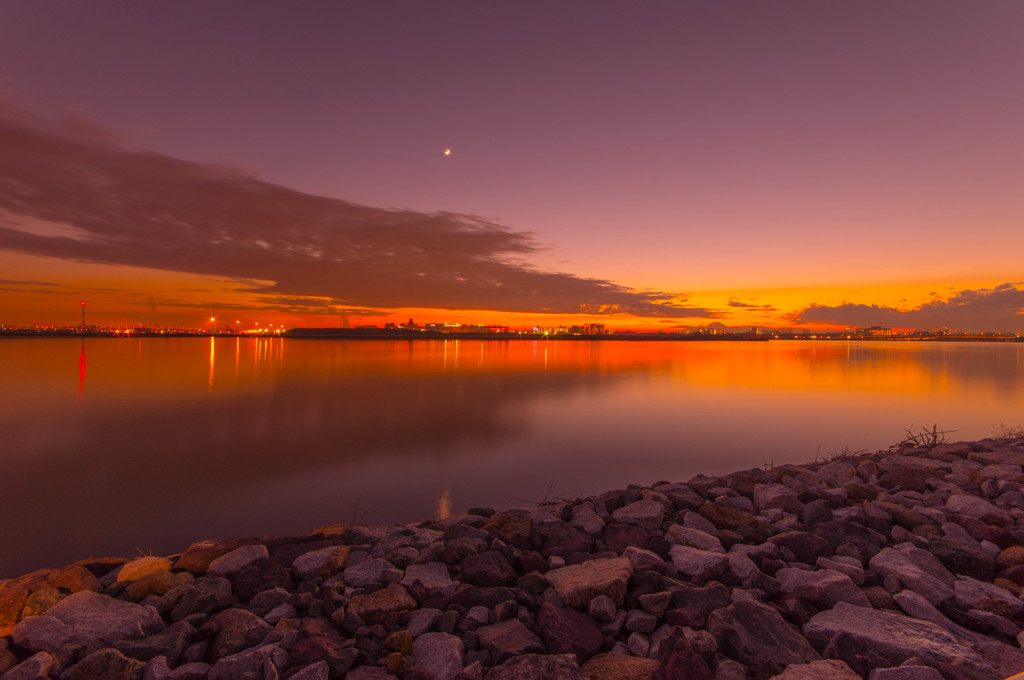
2;337;1023;577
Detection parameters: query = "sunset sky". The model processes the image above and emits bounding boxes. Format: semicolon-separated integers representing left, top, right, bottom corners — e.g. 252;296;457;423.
1;1;1022;332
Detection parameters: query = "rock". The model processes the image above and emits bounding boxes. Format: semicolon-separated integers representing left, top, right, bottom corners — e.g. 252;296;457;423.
459;552;516;587
114;620;195;665
347;584;417;625
343;559;402;588
292;546;350;581
13;591;164;653
486;654;587;680
162;577;235;621
408;608;442;637
536;602;602;663
657;627;712;680
753;484;804;515
343;668;396;680
288;661;330;680
587;595;617;622
767;659;860;680
707;600;819;677
602;523;651;553
371;527;445;558
289;618;358;679
627;631;650;657
803;602;997;680
124;570;193;601
580;652;660;680
569;503;605;535
953;575;1024;616
206;544;269;576
63;648;144;680
402;562;454;590
868;545;955;605
475;620;545;664
725;552;780;594
946;493;1010;525
206;642;284;680
867;668;943;680
698;502;759;531
534;520;595;557
201;608;272;661
544;557;633;608
665;525;724;553
0;564;100;635
117;556;174;583
995;545;1024;571
768;531;831;564
926;537;993;580
669;545;728;582
411;632;464;680
0;651;52;680
814;520;888;559
611;500;665;531
775;568;871;608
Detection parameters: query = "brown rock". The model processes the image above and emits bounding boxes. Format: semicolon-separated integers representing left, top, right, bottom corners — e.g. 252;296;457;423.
697;502;759;531
475;619;545;664
123;569;193;600
996;545;1024;571
767;659;860;680
347;584;416;625
580;652;660;680
0;564;100;635
482;514;534;543
116;556;173;582
544;557;633;608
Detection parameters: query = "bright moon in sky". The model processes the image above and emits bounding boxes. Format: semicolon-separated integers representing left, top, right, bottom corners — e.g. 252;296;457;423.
443;148;451;156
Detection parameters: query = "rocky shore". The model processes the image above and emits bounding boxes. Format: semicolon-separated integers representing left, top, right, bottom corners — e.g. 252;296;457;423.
5;438;1024;680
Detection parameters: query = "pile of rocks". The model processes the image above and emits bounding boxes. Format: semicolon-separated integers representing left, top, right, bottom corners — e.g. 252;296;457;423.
4;437;1024;680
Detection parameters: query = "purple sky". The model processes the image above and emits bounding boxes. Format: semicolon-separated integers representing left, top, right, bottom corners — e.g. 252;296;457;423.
1;1;1023;330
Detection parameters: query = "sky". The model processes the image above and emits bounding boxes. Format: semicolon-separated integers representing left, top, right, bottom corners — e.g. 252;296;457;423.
0;1;1022;332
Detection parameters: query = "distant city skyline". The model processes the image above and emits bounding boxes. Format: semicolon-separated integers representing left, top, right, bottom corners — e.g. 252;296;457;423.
1;2;1023;332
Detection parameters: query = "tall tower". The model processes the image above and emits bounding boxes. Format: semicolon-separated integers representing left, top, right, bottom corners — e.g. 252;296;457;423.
80;301;86;330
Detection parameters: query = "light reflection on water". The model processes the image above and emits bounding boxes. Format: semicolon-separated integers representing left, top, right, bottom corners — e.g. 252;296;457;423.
0;338;1022;577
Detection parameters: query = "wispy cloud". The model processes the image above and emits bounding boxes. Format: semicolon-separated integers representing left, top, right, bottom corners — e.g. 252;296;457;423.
0;104;715;319
789;284;1024;332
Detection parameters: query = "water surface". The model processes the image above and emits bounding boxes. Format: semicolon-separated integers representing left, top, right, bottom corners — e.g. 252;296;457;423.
1;337;1022;577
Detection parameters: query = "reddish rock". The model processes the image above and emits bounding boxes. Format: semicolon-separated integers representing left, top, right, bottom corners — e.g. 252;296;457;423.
460;551;517;587
581;653;660;680
172;538;258;574
697;502;759;531
658;626;712;680
475;619;545;663
486;652;585;680
0;564;100;635
200;608;273;662
602;523;651;553
544;557;633;608
289;617;359;679
536;602;602;663
116;556;173;582
768;531;832;564
707;600;820;677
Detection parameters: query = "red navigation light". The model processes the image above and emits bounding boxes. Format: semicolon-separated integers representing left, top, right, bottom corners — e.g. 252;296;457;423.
80;301;86;306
